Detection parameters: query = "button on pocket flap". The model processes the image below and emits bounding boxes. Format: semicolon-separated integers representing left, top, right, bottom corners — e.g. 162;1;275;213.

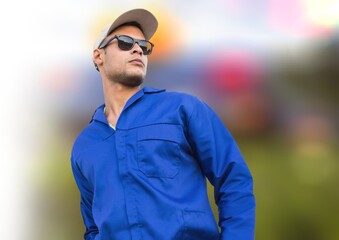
137;124;182;143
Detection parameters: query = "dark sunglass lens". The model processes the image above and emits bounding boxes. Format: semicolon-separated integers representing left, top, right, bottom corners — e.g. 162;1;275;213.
139;41;152;55
117;36;134;50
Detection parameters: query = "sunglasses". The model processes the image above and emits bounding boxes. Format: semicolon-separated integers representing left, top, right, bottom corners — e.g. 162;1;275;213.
99;34;154;55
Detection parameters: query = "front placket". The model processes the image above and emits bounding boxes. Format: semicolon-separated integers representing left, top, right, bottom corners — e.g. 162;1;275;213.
114;90;146;240
115;129;142;239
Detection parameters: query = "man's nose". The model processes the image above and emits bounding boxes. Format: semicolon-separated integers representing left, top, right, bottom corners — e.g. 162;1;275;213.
132;42;143;55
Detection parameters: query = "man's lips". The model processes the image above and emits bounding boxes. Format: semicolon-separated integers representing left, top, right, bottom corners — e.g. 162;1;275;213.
129;58;144;66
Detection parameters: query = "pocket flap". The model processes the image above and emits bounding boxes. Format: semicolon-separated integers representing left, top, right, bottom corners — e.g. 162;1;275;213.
137;124;183;143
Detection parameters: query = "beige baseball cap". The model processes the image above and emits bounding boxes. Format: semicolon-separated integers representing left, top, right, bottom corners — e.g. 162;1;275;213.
93;8;158;50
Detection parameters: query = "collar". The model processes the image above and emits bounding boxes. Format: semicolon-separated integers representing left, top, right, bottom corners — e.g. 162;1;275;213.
91;104;107;124
142;86;166;94
91;86;165;124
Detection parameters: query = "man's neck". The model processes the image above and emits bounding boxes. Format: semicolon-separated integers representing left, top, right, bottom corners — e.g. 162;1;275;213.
102;80;141;127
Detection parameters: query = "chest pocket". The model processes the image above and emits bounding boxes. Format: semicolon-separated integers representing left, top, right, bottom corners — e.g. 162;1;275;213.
137;124;182;178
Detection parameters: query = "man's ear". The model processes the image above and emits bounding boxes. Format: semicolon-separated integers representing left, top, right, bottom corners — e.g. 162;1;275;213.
93;49;103;68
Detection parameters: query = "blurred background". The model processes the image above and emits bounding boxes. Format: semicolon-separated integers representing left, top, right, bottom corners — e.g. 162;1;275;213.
1;0;338;239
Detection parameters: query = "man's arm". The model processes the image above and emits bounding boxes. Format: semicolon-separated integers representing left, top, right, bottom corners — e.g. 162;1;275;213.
71;156;98;240
186;98;256;239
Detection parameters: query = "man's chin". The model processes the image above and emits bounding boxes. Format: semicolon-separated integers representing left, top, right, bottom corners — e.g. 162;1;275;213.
119;75;144;88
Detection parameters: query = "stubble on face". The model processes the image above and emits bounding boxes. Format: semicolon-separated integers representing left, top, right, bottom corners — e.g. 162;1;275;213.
110;71;145;88
102;47;146;88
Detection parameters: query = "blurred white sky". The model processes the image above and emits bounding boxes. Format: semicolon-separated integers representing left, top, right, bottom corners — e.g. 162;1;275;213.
0;0;338;239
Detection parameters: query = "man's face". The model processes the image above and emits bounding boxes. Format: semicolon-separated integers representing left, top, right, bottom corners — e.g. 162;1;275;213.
97;25;148;87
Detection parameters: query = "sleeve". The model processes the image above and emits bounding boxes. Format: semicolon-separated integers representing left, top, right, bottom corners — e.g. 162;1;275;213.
71;154;98;240
186;98;256;240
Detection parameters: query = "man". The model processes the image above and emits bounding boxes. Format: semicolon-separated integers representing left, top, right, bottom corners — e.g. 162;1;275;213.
71;8;255;240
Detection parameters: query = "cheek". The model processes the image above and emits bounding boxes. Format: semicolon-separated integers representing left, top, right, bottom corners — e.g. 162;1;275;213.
105;48;123;64
107;54;124;69
143;57;148;68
